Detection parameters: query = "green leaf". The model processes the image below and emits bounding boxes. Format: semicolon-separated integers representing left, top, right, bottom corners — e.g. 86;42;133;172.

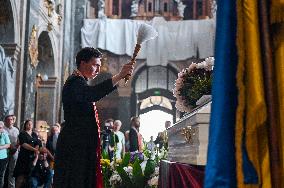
102;150;109;159
132;158;144;188
121;152;130;168
144;159;155;180
116;166;133;188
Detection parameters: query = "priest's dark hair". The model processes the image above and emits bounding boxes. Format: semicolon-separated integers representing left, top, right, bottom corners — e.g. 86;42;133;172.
75;47;103;68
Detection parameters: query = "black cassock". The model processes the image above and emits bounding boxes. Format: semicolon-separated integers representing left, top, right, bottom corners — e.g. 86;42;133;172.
53;74;116;188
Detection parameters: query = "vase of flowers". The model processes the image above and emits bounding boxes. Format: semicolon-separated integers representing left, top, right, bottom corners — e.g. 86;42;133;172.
173;57;214;112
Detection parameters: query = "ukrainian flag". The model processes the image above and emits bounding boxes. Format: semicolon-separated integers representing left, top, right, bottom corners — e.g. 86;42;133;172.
204;0;284;187
205;0;238;187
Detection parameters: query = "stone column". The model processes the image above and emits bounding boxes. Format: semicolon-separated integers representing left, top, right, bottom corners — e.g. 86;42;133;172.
202;0;206;17
193;0;197;19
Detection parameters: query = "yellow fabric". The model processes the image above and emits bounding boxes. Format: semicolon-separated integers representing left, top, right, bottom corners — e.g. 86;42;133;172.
236;0;271;187
270;0;284;24
273;23;284;187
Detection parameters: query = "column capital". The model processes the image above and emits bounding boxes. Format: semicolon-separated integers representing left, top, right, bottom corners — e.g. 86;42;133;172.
1;43;21;63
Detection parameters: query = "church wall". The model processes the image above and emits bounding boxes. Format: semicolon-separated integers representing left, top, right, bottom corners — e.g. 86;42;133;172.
0;0;213;131
20;0;64;127
59;0;93;123
0;0;27;126
92;50;195;132
117;97;131;132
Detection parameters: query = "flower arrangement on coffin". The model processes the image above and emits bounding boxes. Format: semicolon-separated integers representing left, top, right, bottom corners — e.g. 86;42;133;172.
109;151;158;188
102;147;161;188
173;57;214;112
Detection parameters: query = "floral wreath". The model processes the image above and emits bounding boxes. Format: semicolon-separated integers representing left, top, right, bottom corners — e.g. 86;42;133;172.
173;57;214;112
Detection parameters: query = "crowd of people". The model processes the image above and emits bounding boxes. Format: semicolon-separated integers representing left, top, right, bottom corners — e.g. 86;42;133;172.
101;117;171;161
0;114;170;188
0;115;60;188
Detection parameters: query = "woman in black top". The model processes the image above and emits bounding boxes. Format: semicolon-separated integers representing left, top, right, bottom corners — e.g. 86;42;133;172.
14;120;41;188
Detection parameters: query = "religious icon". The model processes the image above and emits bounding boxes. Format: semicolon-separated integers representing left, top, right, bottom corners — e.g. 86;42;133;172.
181;125;196;144
28;25;39;68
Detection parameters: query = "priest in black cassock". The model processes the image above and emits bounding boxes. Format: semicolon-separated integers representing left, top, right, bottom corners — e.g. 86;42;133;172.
53;47;134;188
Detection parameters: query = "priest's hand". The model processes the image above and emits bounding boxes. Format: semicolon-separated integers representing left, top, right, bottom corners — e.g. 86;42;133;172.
112;61;135;86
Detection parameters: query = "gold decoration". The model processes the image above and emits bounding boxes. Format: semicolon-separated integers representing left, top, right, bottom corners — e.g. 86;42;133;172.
28;25;39;68
47;22;53;31
63;64;69;83
181;125;196;144
57;15;62;25
45;0;54;17
56;4;63;25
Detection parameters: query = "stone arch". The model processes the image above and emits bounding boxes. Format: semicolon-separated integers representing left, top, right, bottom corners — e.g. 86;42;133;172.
0;0;17;43
130;64;179;122
37;31;55;76
37;25;59;76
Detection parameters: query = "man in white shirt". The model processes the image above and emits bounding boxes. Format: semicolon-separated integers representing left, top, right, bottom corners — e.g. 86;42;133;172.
147;136;155;152
4;115;19;188
112;120;125;160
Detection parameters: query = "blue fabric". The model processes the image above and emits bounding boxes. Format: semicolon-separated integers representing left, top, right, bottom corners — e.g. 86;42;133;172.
204;0;238;187
0;132;10;159
242;122;259;184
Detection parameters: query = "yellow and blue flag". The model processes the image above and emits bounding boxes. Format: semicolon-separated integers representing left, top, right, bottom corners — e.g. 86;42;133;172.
204;0;238;187
205;0;273;187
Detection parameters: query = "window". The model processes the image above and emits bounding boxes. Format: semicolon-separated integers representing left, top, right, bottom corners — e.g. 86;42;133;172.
112;0;119;15
164;2;168;12
197;1;203;17
148;2;152;12
134;65;178;93
173;1;178;16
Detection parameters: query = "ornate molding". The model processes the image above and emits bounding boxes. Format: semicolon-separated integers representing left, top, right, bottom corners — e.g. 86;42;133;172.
181;125;197;144
47;22;53;31
0;43;21;63
28;25;39;68
44;0;54;17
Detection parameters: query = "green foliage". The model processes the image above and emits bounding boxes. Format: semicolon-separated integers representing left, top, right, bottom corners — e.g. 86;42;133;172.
144;159;156;180
116;166;133;188
180;69;212;108
132;158;144;188
102;166;111;188
102;150;109;160
106;151;159;188
143;148;151;159
121;152;130;168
